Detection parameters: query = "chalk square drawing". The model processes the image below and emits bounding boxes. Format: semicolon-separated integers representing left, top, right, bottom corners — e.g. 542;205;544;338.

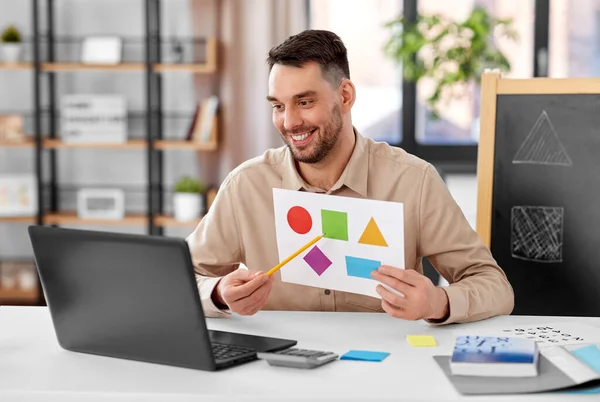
512;111;573;166
511;206;564;263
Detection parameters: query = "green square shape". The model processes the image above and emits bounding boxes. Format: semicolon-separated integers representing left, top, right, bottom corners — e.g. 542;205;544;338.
321;209;348;241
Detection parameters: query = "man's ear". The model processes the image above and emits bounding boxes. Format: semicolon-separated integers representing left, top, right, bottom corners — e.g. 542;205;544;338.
339;78;356;114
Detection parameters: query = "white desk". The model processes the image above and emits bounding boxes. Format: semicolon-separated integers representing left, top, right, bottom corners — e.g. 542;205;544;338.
1;306;600;402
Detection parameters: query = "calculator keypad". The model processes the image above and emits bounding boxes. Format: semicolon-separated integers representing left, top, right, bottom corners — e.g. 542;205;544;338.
278;348;333;358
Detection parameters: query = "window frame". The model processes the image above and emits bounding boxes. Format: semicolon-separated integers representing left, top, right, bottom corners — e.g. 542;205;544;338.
305;0;550;174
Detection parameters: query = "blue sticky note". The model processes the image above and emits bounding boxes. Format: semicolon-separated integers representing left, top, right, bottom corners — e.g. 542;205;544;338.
572;345;600;373
564;345;600;394
340;350;390;362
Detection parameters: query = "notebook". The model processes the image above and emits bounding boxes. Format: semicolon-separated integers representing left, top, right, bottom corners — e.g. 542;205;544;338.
435;344;600;395
450;336;539;377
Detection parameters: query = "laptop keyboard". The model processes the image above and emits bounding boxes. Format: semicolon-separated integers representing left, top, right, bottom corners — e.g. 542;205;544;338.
211;342;256;361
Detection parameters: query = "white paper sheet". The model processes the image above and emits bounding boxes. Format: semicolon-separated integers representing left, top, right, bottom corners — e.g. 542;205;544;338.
453;322;600;348
272;188;404;298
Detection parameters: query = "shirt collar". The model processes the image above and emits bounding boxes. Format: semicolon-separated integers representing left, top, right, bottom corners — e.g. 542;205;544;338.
281;127;370;198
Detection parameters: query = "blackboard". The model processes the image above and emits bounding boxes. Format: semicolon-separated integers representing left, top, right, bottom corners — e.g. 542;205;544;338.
477;73;600;316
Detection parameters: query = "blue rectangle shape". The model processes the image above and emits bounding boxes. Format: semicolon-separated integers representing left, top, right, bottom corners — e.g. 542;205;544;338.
345;256;380;279
340;350;390;362
572;345;600;374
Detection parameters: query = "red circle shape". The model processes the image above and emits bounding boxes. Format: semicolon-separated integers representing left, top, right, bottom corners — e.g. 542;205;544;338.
287;206;312;234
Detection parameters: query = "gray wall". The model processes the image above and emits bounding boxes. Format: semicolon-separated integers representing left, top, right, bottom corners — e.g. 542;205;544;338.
0;0;210;258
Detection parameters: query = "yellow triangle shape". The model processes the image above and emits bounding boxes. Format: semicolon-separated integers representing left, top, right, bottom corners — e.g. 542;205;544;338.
358;217;388;247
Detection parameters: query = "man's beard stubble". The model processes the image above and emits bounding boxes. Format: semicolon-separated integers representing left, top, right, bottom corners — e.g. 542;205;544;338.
284;104;343;165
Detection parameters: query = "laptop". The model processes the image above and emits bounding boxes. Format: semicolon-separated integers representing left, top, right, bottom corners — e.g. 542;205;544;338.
27;225;297;371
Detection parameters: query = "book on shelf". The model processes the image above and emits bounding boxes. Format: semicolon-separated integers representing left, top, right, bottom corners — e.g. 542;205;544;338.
450;336;539;377
185;95;219;143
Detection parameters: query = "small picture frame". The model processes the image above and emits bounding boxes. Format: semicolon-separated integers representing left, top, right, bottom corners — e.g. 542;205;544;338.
0;174;37;217
0;114;26;143
81;36;122;65
77;188;125;220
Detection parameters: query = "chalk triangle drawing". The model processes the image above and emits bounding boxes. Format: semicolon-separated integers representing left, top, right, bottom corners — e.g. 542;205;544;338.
512;111;573;166
358;217;388;247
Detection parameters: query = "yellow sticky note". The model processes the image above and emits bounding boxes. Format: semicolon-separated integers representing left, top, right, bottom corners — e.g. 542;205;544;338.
407;335;437;347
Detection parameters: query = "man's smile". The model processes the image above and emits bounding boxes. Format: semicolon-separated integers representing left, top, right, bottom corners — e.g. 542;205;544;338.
290;128;317;146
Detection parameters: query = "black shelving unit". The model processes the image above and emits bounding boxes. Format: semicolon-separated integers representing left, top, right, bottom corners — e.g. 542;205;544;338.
146;0;162;236
0;0;219;305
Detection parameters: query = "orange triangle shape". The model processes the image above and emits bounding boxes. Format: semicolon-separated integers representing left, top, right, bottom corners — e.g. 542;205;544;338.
358;217;388;247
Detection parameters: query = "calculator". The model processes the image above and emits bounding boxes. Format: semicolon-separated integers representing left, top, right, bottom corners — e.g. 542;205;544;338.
257;348;338;369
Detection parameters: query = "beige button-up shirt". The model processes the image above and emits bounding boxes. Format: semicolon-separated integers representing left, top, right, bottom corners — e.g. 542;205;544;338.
187;131;514;324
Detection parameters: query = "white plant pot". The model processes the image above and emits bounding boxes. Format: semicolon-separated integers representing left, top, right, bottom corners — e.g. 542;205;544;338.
2;44;21;63
173;192;203;222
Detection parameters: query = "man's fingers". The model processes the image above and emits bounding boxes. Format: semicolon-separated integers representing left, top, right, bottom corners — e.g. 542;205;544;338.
248;278;272;304
376;284;408;308
231;293;259;315
381;299;407;319
242;289;271;315
230;276;273;313
245;280;273;313
377;266;421;286
371;270;414;296
225;273;269;302
232;269;262;282
234;288;270;315
381;299;417;320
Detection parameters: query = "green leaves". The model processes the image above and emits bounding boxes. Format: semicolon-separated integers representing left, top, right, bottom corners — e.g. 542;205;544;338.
383;6;518;118
174;176;206;194
1;25;21;43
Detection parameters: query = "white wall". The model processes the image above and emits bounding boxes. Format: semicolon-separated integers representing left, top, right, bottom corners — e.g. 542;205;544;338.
445;174;478;230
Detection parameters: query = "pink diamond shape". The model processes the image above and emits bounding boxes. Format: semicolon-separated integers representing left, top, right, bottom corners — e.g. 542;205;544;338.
303;245;332;276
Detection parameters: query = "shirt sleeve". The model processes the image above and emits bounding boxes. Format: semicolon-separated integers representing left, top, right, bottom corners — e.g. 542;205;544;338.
186;173;243;318
417;165;514;325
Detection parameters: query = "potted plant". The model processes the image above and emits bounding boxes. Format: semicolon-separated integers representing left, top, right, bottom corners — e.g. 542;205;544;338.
173;176;206;222
1;25;22;63
383;6;518;118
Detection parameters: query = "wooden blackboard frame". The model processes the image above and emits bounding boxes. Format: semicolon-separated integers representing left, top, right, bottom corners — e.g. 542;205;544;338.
475;72;600;247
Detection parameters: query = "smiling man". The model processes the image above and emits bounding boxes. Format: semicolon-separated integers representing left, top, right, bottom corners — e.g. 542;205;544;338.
187;29;514;324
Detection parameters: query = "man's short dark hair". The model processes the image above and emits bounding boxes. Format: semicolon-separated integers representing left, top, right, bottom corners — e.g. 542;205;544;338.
267;29;350;86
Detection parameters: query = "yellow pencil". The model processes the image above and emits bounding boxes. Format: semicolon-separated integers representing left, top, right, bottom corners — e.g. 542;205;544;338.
266;234;325;276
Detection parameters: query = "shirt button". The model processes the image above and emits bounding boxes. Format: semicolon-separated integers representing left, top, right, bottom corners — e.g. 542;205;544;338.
324;289;331;295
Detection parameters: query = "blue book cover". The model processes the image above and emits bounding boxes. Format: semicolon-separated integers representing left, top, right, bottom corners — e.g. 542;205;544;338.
451;336;537;364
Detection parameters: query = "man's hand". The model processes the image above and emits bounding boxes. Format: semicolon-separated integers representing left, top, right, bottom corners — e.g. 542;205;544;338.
212;269;274;316
370;265;449;321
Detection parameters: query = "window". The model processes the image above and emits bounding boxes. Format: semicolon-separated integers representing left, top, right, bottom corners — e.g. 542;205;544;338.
307;0;544;168
309;0;403;144
416;0;535;145
549;0;600;77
